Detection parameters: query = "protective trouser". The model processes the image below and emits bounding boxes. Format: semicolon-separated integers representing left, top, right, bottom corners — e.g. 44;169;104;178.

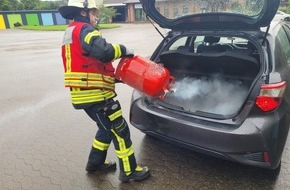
84;99;137;174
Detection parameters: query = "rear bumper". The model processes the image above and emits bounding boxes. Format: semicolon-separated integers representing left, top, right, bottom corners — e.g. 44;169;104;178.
142;130;271;168
130;97;288;169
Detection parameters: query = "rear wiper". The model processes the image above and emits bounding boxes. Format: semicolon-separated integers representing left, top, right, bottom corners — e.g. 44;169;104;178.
156;100;185;111
146;15;166;41
195;111;226;120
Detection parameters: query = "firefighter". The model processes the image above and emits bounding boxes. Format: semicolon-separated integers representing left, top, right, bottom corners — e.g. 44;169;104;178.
58;0;150;182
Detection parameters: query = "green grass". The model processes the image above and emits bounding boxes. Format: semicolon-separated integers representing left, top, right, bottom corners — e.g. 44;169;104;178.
17;24;120;31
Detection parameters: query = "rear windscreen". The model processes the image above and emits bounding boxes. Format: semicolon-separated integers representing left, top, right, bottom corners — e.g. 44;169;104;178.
154;0;265;19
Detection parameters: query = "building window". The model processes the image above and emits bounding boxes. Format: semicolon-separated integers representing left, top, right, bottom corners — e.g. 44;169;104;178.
164;6;169;17
183;5;188;15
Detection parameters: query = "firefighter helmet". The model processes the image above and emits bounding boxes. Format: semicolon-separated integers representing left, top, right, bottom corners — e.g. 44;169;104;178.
59;0;98;20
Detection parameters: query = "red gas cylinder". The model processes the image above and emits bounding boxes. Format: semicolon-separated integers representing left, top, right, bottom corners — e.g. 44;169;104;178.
115;56;174;99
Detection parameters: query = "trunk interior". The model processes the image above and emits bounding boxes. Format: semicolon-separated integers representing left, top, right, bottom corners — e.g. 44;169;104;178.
158;50;260;116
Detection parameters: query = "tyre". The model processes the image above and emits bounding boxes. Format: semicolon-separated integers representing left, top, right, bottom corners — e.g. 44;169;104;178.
265;161;281;180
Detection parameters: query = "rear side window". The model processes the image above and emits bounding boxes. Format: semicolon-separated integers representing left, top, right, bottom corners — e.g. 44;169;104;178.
283;25;290;65
169;36;188;50
276;26;290;65
168;36;196;52
167;35;250;53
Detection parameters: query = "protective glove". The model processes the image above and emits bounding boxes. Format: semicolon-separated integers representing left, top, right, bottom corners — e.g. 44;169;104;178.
124;47;134;58
115;78;124;83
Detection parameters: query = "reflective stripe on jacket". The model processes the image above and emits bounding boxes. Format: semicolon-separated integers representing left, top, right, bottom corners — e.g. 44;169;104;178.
70;88;116;105
62;21;115;90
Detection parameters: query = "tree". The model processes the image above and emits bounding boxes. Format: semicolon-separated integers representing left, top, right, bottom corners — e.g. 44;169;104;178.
0;0;13;11
246;0;264;14
61;0;69;6
98;5;119;24
0;0;22;11
21;0;40;10
230;1;242;12
36;1;62;10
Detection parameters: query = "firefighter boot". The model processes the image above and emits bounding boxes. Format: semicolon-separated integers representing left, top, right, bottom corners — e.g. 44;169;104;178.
119;166;151;182
86;160;117;174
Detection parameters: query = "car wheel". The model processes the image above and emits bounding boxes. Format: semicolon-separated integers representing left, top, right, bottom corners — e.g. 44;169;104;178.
265;161;281;180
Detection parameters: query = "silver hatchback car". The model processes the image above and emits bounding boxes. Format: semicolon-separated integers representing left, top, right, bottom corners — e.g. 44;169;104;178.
129;0;290;178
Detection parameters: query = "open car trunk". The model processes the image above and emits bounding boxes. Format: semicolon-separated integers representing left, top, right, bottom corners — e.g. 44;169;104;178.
156;50;260;117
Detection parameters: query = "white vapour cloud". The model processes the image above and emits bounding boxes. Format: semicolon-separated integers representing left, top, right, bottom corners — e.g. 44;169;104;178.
166;75;249;115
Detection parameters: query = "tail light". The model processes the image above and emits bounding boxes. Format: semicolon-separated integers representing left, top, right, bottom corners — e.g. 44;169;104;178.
244;151;270;163
255;81;286;112
263;151;270;163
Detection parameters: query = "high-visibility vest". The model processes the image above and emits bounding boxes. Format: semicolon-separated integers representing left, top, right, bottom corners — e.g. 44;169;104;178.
61;22;116;105
61;21;115;90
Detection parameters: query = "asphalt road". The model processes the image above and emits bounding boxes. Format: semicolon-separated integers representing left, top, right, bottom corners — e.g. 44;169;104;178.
0;23;290;190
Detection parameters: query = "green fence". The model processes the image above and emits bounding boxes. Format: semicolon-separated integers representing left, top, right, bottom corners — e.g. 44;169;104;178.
0;10;69;29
